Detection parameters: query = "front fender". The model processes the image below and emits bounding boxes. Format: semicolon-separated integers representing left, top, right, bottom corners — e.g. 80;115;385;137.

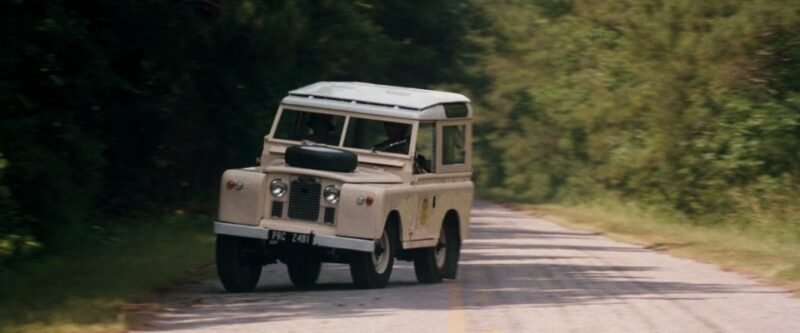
218;168;267;226
336;184;415;240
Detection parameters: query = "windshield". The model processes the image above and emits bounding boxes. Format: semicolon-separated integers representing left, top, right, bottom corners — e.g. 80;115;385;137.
343;117;411;155
273;109;345;145
272;109;412;155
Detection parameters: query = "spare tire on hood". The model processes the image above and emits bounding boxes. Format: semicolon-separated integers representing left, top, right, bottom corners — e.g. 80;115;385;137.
285;145;358;173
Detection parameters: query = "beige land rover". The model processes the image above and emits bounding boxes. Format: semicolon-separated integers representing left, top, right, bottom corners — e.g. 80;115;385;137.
214;82;474;291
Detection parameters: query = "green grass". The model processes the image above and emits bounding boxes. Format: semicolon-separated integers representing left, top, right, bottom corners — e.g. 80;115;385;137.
0;213;215;333
519;201;800;295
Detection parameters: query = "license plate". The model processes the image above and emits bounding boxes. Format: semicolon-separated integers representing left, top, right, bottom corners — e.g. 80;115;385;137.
268;230;313;245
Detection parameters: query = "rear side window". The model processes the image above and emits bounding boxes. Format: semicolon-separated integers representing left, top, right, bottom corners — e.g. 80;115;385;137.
442;125;466;165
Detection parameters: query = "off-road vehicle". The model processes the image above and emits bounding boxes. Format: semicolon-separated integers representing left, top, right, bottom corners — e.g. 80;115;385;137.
214;82;474;291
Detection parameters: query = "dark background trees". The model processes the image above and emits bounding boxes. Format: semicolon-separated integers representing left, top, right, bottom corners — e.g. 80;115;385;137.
0;0;479;262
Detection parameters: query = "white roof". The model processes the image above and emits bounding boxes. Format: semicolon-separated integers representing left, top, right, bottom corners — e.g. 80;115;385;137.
288;82;470;111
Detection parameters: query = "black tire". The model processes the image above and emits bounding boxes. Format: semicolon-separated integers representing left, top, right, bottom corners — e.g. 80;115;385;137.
413;246;441;283
287;258;322;288
349;223;396;289
441;222;461;279
216;235;263;292
414;222;460;283
285;145;358;172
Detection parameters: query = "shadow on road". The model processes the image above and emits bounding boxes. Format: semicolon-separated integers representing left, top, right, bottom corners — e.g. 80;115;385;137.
133;201;780;331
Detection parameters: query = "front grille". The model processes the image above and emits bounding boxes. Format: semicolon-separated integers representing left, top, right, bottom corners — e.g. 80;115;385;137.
288;178;321;221
271;201;283;218
324;207;336;224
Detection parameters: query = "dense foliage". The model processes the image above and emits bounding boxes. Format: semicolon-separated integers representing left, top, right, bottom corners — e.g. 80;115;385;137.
0;0;478;263
472;0;800;228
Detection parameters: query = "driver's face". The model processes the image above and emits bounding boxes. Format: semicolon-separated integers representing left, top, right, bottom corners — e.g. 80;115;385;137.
309;117;332;134
311;121;328;133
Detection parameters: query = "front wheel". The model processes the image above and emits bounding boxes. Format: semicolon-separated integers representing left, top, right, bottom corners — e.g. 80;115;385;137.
349;223;396;289
287;258;322;288
216;235;263;292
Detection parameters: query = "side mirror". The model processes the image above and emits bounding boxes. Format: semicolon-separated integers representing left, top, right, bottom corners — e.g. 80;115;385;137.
414;154;432;173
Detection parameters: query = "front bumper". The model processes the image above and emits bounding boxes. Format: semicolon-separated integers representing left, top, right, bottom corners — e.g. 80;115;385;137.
214;221;375;252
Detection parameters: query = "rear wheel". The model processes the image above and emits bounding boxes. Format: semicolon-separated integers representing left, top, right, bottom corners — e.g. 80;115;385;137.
414;222;460;283
287;258;322;288
216;235;263;292
440;221;461;279
349;223;396;289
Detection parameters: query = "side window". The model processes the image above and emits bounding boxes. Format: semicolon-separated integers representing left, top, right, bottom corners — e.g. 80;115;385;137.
442;125;466;165
414;123;436;174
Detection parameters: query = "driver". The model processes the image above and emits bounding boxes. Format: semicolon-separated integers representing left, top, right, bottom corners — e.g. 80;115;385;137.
305;114;337;145
373;122;410;154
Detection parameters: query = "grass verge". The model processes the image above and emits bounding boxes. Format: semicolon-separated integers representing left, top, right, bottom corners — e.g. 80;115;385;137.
0;213;215;333
518;201;800;295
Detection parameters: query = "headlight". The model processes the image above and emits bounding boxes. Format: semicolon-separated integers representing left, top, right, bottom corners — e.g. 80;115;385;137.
270;179;288;197
323;185;340;204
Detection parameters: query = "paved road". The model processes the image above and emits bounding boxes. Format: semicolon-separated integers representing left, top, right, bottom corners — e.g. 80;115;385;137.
133;200;800;332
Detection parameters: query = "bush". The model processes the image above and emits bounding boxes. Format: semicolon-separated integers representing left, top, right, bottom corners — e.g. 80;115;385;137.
473;0;800;225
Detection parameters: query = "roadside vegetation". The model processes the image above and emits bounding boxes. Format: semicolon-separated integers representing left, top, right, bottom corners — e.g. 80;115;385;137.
471;0;800;295
471;0;800;253
0;212;213;333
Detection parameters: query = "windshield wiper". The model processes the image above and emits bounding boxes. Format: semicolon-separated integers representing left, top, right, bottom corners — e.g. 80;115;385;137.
372;138;408;152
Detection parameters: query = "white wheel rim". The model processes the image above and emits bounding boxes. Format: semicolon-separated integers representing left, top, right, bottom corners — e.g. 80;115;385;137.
373;231;391;274
434;227;447;269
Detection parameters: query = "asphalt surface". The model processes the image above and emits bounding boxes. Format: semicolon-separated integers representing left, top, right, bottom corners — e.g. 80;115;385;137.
133;200;800;332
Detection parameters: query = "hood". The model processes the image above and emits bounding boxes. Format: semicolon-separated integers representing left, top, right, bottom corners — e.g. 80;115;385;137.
264;160;403;184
